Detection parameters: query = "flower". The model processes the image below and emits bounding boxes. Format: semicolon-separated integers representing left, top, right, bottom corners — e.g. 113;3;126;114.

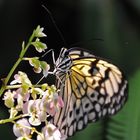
32;38;47;53
37;123;61;140
3;90;14;108
15;88;30;102
34;25;47;38
29;57;42;73
42;90;64;116
23;99;47;126
28;58;50;76
13;119;31;138
10;71;32;86
10;71;32;94
13;88;30;111
40;61;50;77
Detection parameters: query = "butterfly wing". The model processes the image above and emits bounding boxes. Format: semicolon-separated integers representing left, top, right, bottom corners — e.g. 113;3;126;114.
68;47;95;58
52;48;128;139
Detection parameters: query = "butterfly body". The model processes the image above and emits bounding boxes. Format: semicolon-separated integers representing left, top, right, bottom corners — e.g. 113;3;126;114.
52;47;128;139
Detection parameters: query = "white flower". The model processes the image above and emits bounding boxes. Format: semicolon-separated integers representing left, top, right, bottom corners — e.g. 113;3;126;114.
23;99;47;126
13;119;31;137
10;71;32;86
34;26;47;37
42;91;64;116
37;124;61;140
3;90;14;108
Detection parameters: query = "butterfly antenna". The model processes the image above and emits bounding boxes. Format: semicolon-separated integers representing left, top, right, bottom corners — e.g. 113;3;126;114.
41;49;53;57
42;5;67;47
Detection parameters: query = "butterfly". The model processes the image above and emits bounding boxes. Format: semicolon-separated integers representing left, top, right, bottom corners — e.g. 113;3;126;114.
51;47;128;139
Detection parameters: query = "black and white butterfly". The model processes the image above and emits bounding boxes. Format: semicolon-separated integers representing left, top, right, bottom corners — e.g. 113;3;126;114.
51;47;128;139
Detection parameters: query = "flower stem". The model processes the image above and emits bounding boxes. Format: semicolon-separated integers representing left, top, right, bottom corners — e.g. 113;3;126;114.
0;30;35;96
0;114;29;124
5;84;43;90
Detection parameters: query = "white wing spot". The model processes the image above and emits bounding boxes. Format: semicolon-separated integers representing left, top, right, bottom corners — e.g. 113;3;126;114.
117;95;121;104
88;112;96;121
100;88;105;95
69;125;74;136
111;108;115;114
108;108;111;114
98;112;102;117
103;109;107;116
109;72;119;93
105;80;114;96
105;96;111;104
95;103;101;112
78;120;84;130
84;114;88;124
99;97;104;105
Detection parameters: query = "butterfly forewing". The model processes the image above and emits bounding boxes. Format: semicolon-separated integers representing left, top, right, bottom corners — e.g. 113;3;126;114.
68;47;95;59
52;47;128;139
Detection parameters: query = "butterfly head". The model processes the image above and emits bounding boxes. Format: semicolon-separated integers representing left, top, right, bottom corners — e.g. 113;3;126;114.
54;48;72;76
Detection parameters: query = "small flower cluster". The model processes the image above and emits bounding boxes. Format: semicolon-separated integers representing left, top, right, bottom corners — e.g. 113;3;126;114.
1;26;65;140
3;72;64;139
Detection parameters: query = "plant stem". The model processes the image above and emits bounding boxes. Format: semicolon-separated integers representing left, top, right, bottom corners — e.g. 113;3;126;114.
0;30;35;96
5;84;43;90
0;114;29;124
0;58;22;96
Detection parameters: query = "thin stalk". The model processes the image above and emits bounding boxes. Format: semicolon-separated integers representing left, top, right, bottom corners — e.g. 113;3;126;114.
0;30;35;96
0;114;29;124
5;84;43;90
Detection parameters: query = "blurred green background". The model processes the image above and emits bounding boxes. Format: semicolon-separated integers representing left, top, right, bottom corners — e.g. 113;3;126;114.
0;0;140;140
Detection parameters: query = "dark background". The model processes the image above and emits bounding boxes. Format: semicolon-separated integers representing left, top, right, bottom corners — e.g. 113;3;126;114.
0;0;140;140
